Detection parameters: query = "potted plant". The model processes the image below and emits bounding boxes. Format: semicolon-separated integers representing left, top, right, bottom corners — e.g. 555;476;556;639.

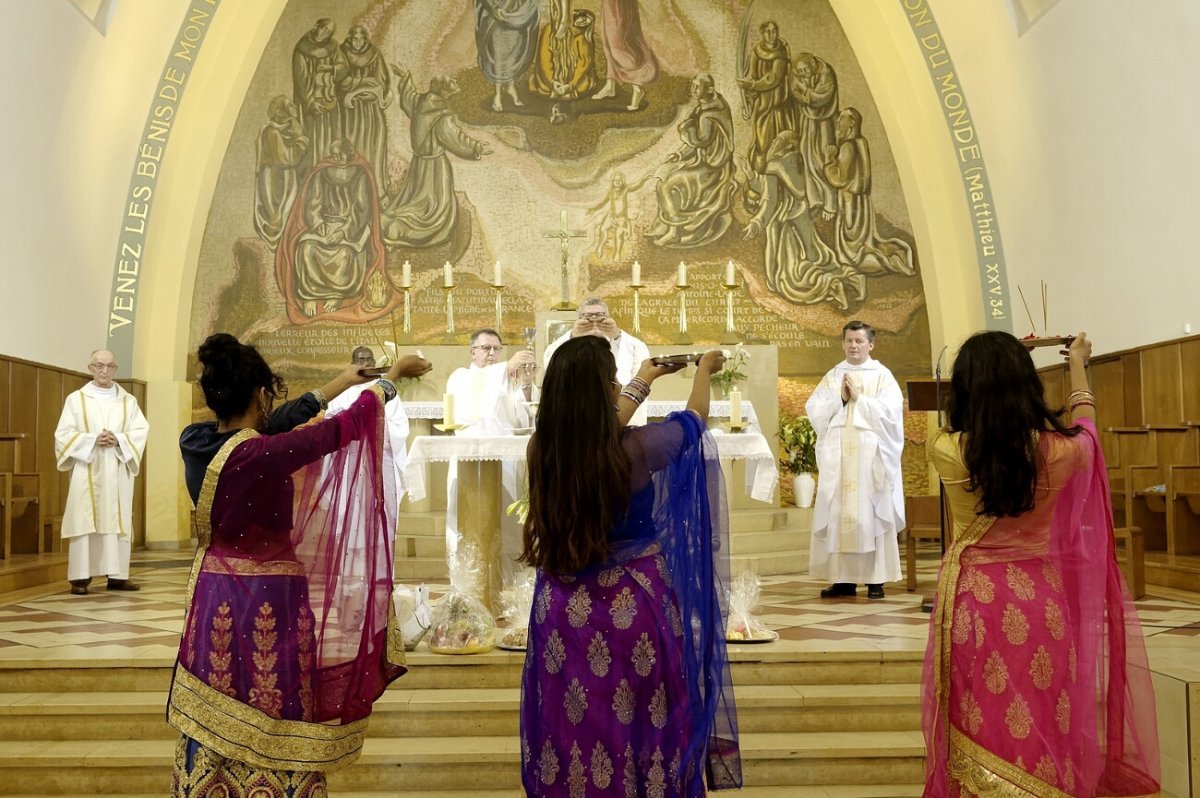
710;345;750;399
778;412;818;508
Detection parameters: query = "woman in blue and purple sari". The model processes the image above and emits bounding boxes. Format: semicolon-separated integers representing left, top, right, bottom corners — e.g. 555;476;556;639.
520;336;742;797
170;333;432;796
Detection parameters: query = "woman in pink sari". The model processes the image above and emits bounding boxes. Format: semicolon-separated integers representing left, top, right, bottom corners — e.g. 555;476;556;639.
170;333;432;797
923;331;1159;798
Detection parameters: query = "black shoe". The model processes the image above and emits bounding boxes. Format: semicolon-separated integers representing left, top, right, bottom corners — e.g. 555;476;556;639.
69;579;90;596
866;584;885;600
106;578;141;591
819;583;857;598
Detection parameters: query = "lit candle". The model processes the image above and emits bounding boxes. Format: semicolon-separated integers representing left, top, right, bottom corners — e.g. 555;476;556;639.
729;388;743;426
677;261;687;287
493;260;503;286
726;260;735;285
443;261;454;288
443;393;456;426
632;261;641;286
401;260;412;288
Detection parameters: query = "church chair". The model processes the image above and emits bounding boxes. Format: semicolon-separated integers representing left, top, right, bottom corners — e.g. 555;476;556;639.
1112;527;1146;600
903;494;943;592
0;433;42;560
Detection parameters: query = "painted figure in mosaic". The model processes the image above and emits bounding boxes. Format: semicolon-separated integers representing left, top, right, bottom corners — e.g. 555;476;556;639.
55;349;149;596
519;336;742;797
743;130;862;309
590;171;653;262
274;138;394;324
529;2;599;100
254;96;309;247
383;67;491;248
591;0;659;110
822;108;915;277
474;0;540;111
792;52;840;219
806;321;904;600
736;21;796;183
647;73;737;249
170;333;432;798
923;331;1159;798
337;26;391;191
292;18;344;166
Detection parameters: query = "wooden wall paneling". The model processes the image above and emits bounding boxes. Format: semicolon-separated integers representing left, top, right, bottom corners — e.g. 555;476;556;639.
1140;344;1183;425
36;370;62;551
7;362;38;449
1181;337;1200;423
0;359;10;432
1090;359;1125;465
1122;354;1143;426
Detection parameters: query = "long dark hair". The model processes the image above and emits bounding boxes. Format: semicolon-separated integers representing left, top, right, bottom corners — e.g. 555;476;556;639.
197;333;286;423
520;336;631;575
945;331;1080;517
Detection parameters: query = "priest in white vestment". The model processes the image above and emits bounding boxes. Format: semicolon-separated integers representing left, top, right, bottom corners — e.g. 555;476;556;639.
54;350;150;595
444;329;537;585
543;297;651;424
326;346;412;492
806;321;905;599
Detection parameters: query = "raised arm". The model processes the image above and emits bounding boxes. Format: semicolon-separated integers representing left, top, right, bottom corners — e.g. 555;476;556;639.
1065;332;1094;426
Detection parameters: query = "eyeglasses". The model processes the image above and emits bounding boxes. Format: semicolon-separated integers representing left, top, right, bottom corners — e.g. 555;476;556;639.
581;313;608;322
472;345;503;352
89;363;117;372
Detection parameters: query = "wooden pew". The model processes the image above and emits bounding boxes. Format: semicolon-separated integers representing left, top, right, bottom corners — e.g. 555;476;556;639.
0;433;42;559
904;494;944;592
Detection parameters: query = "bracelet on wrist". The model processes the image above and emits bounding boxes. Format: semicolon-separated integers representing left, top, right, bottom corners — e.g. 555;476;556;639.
310;389;329;411
375;379;397;402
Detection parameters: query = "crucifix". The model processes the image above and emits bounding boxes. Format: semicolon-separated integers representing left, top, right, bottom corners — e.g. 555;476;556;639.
542;209;586;310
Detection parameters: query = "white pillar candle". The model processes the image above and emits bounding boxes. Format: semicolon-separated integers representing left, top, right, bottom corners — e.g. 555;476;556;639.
729;389;743;425
677;261;687;287
443;261;454;288
401;260;412;288
493;260;503;286
726;260;735;285
443;393;456;426
632;260;641;286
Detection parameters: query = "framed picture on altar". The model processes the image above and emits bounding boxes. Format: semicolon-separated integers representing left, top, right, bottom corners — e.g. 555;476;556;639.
546;319;572;348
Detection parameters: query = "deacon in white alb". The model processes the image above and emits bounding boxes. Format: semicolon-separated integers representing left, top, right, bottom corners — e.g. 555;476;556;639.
806;321;905;599
55;349;150;595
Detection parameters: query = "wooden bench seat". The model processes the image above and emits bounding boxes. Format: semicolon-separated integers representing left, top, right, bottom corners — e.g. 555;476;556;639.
1113;526;1145;599
904;494;944;592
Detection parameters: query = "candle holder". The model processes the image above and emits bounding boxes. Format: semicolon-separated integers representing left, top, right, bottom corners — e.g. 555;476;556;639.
396;286;415;343
441;285;458;344
433;422;466;433
630;282;643;335
726;419;749;433
673;283;692;345
491;283;505;333
721;279;742;345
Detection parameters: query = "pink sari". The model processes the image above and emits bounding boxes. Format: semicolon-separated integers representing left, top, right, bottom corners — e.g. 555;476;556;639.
924;419;1159;798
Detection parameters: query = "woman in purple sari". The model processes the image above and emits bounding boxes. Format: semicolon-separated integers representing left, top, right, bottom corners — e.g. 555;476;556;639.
519;336;742;797
169;333;432;797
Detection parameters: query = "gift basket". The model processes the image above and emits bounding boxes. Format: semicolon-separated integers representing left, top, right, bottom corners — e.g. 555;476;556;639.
725;570;778;643
391;583;432;651
427;544;496;654
496;569;536;651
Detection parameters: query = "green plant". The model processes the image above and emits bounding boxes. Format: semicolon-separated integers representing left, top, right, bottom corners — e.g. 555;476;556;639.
710;345;750;396
777;412;817;475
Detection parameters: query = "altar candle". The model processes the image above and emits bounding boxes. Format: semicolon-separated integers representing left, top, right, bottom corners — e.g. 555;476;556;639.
632;260;641;286
443;393;456;426
729;389;743;426
493;260;503;286
443;261;454;288
401;260;412;288
677;261;687;287
726;260;735;285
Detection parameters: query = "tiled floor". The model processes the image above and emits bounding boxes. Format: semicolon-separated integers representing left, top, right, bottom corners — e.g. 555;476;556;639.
1;549;1198;682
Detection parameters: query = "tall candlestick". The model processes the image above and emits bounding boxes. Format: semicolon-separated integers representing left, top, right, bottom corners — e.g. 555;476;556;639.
401;260;412;288
725;260;735;285
729;389;743;426
443;261;454;288
493;260;503;286
632;260;641;286
443;393;456;427
677;261;687;287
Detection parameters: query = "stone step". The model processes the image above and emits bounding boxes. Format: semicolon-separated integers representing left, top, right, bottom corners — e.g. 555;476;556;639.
0;684;921;741
0;651;924;694
0;731;927;793
396;507;791;538
733;550;809;576
2;786;925;798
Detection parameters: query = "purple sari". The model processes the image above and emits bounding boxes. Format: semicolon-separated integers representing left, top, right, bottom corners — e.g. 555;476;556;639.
520;411;742;796
170;387;405;794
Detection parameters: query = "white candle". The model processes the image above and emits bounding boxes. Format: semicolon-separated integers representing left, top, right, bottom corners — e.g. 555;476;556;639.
726;260;735;285
493;260;503;286
677;261;687;287
443;262;454;288
632;261;641;286
443;393;456;426
401;260;411;288
729;389;743;426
